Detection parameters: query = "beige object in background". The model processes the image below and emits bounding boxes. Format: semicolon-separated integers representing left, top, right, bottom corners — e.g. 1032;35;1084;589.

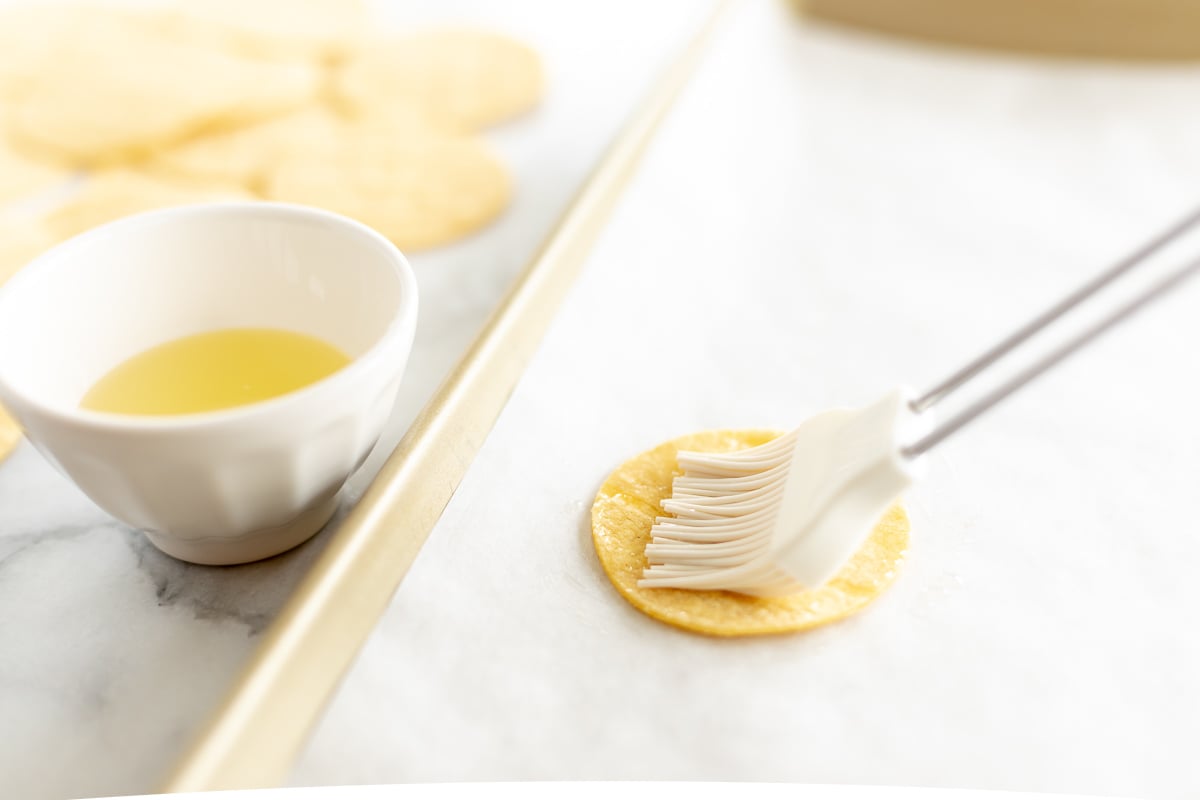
8;13;319;166
45;170;253;239
265;132;510;250
800;0;1200;60
336;29;543;129
591;429;909;636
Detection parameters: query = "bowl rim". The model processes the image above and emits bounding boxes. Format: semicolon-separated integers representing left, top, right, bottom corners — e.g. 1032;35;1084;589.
0;201;419;433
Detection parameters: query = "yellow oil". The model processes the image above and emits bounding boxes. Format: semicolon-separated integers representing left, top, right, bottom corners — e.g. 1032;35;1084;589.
81;328;351;415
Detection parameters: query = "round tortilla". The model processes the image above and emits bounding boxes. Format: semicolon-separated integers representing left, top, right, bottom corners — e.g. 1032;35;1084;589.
149;103;450;192
0;216;44;465
591;429;910;637
0;216;56;285
169;0;369;63
0;404;19;465
148;107;344;191
0;140;69;205
8;12;319;166
336;29;542;130
264;131;510;250
44;169;252;240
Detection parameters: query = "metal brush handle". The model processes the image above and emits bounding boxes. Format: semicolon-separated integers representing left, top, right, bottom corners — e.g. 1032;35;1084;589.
902;207;1200;458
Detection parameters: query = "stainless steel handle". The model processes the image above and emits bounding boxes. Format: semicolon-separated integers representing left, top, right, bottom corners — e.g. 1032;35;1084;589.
903;208;1200;457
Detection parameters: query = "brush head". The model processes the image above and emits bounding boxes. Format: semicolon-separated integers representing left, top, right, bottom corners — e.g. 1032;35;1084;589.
640;388;927;596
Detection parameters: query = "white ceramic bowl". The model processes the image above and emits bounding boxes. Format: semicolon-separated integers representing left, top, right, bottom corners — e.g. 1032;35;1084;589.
0;203;418;565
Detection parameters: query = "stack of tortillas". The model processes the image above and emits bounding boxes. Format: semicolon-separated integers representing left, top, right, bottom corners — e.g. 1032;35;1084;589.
0;0;544;463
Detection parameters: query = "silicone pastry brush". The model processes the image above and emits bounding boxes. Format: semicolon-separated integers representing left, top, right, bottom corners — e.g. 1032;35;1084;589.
641;208;1200;596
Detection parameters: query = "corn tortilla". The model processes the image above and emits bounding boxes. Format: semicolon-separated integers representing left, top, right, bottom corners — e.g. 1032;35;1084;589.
591;429;910;637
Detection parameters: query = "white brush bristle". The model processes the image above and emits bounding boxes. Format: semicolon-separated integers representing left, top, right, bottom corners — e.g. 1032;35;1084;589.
639;431;806;597
639;390;919;597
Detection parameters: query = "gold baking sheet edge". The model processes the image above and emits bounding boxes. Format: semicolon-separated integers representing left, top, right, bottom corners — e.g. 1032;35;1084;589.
160;3;731;791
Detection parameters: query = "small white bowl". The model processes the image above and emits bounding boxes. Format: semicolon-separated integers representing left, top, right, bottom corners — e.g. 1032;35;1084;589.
0;203;418;565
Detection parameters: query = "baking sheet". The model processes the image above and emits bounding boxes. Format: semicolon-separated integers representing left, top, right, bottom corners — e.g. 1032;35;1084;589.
288;1;1200;796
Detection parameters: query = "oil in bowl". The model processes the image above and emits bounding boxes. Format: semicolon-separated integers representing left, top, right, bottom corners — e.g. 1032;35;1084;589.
81;328;351;416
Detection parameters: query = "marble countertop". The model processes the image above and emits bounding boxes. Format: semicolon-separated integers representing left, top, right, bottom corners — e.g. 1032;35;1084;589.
5;1;1200;798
